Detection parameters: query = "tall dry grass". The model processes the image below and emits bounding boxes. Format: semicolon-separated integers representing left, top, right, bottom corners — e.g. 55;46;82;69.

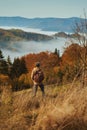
0;83;87;130
36;84;87;130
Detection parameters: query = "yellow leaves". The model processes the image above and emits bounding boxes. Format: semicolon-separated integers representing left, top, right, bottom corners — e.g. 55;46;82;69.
53;66;60;74
19;73;33;87
0;74;11;85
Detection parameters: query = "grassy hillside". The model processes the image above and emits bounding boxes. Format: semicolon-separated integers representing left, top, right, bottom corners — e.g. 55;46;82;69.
0;82;87;130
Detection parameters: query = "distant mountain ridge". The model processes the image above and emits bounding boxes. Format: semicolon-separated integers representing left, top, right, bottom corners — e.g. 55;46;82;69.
0;16;85;33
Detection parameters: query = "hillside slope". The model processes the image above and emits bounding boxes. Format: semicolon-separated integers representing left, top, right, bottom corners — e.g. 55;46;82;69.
0;28;52;42
0;82;87;130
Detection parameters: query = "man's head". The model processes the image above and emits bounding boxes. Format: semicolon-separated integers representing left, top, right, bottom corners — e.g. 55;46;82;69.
35;62;40;67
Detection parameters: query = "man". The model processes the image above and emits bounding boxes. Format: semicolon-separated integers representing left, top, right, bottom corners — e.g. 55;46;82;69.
31;62;45;97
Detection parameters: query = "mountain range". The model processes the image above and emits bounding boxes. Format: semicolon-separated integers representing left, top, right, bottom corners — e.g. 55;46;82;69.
0;16;85;33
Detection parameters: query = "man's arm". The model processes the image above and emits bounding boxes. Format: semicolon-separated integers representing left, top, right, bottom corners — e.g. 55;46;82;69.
31;68;36;80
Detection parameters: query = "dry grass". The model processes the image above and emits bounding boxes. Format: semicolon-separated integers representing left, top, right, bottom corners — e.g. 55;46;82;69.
0;83;87;130
36;84;87;130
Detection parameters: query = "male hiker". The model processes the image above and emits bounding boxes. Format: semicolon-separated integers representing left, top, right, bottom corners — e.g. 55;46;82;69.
31;62;45;97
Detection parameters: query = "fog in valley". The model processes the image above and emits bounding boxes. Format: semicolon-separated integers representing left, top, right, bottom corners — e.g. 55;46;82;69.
0;26;69;61
2;38;69;61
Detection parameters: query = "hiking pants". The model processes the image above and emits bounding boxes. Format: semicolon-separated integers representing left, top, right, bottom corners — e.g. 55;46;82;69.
32;83;45;97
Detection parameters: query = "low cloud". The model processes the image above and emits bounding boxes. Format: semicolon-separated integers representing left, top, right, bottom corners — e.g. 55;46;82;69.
2;38;67;61
0;27;68;61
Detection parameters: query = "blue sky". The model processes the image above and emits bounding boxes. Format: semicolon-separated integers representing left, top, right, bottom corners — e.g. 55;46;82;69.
0;0;87;18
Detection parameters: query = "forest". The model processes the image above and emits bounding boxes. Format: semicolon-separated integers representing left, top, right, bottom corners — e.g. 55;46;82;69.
0;40;86;91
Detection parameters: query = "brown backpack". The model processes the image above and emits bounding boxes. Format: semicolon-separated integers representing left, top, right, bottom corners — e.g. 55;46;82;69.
33;69;44;83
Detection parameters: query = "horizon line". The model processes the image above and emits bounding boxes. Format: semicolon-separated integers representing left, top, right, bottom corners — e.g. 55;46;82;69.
0;16;82;19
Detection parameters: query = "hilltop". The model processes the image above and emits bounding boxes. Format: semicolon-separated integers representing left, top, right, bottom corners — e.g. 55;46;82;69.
0;28;52;42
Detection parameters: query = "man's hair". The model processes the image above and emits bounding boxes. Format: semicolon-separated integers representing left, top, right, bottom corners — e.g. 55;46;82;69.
35;62;40;67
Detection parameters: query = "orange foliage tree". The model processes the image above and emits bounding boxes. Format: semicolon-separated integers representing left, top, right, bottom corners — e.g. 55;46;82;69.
61;43;82;83
23;51;60;85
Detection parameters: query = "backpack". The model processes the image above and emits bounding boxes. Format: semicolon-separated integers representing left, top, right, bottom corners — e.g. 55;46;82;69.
33;69;44;83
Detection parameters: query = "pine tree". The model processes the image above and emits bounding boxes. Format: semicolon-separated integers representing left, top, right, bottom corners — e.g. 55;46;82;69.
7;56;12;66
7;56;12;75
0;50;4;59
0;50;8;74
54;48;60;57
10;57;27;79
20;58;28;74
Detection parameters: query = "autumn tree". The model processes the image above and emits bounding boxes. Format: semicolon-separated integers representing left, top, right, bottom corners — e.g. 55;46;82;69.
68;12;87;85
61;43;82;83
24;51;61;85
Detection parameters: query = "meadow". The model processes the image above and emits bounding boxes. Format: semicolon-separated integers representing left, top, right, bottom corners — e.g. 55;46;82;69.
0;81;87;130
